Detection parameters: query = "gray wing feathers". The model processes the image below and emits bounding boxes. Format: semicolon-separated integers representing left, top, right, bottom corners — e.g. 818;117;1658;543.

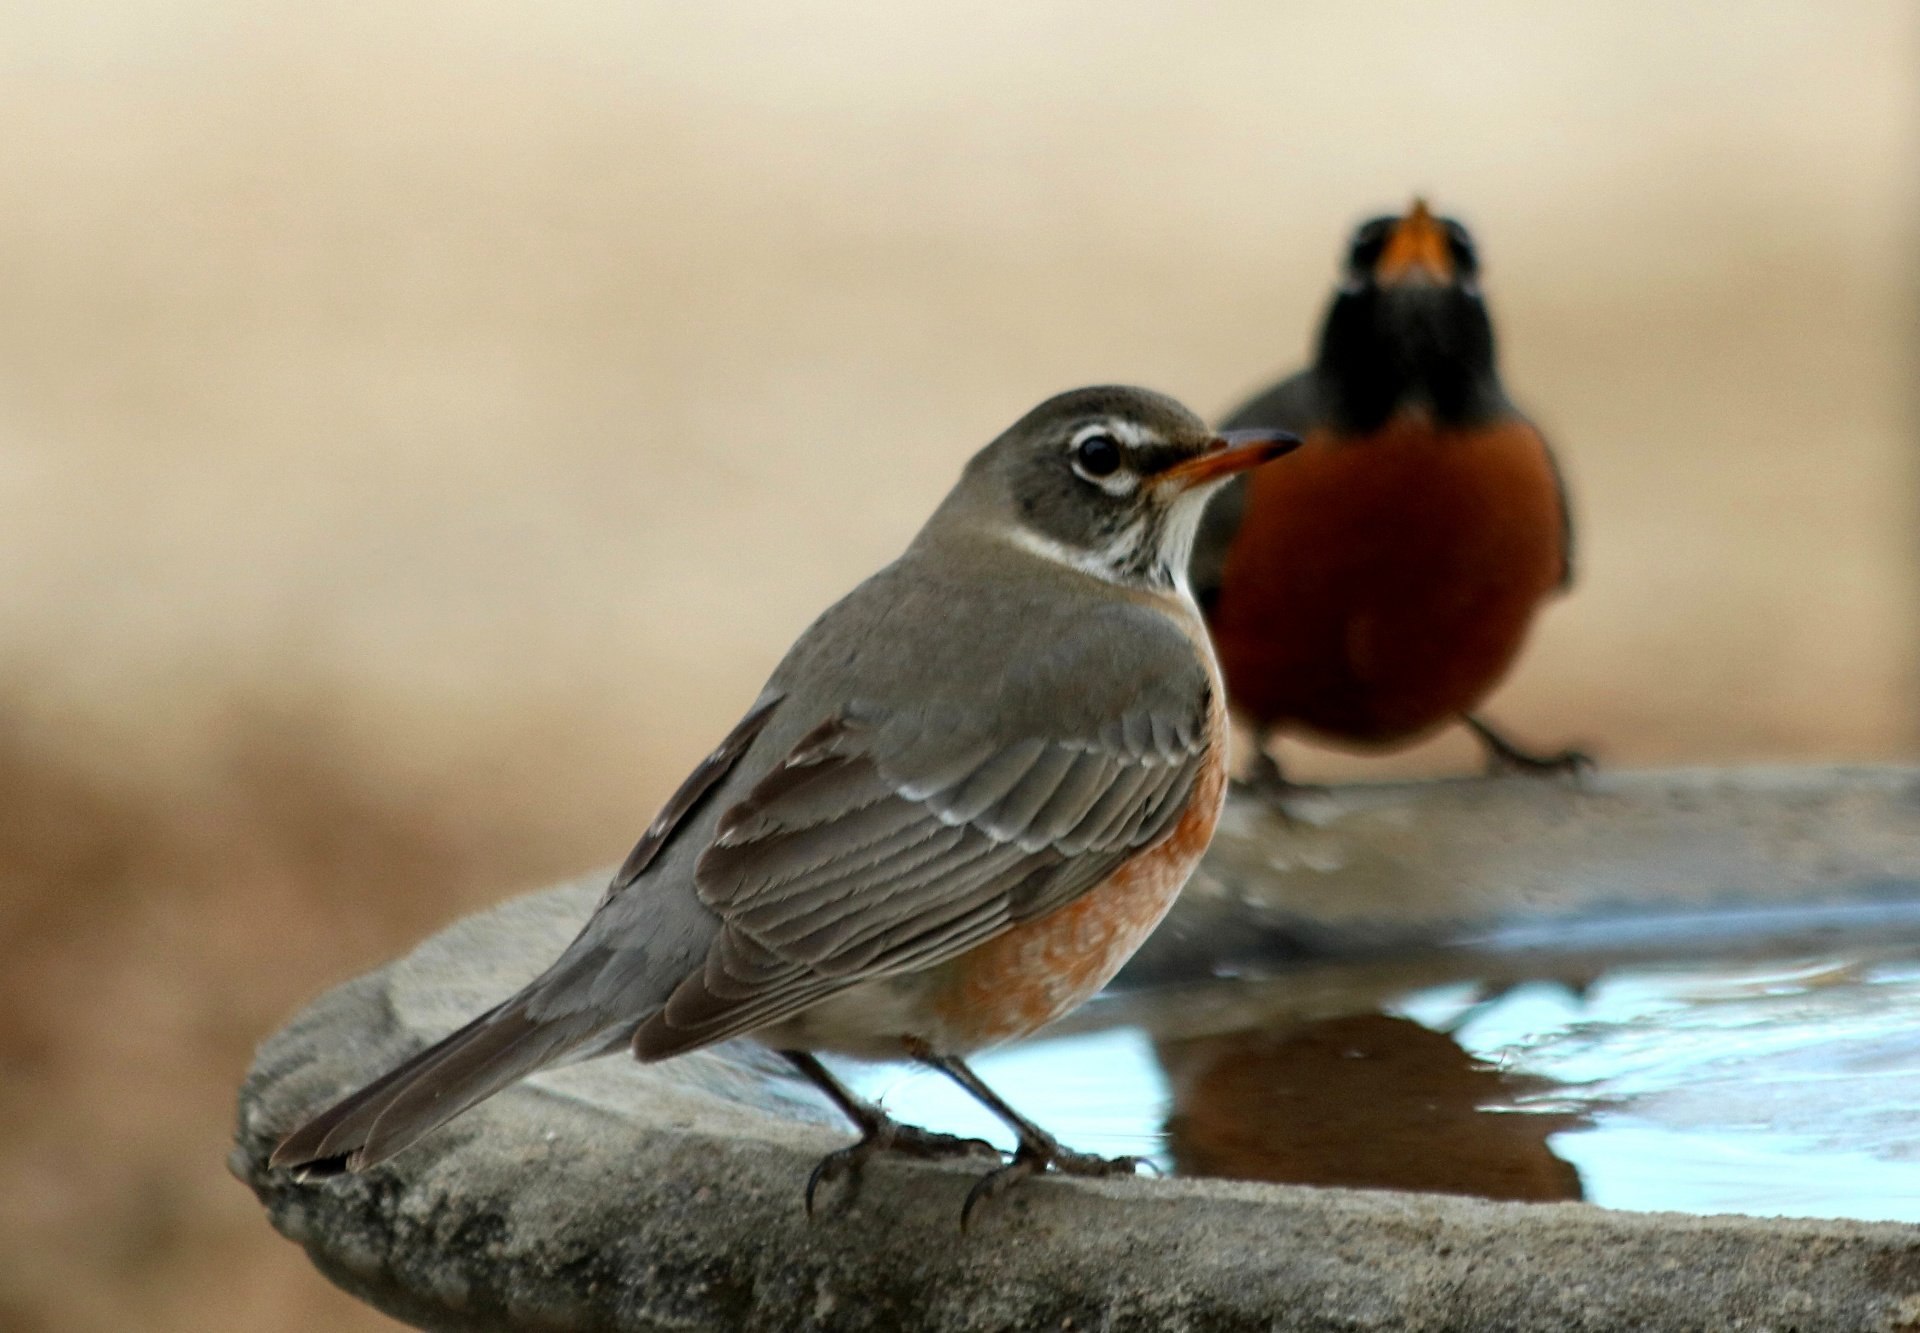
938;738;1050;823
634;687;1209;1059
974;744;1078;843
609;691;783;892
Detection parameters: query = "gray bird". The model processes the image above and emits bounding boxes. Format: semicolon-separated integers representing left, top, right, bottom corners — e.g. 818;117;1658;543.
271;385;1298;1223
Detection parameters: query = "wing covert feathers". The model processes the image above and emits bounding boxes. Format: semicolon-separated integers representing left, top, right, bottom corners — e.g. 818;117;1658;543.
633;694;1209;1059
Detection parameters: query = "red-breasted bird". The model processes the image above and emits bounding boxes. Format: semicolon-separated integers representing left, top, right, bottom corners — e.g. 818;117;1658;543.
270;386;1299;1225
1191;200;1584;788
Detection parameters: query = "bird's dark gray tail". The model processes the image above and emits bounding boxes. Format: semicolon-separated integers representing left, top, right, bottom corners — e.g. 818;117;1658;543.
269;995;609;1176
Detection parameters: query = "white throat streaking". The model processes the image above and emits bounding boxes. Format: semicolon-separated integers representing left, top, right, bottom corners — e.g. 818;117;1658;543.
991;485;1210;602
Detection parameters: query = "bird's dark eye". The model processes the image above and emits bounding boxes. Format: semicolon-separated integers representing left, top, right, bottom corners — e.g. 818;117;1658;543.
1347;218;1394;272
1073;433;1123;478
1444;220;1478;274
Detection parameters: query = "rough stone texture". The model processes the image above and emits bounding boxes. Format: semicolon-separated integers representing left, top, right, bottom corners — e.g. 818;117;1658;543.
236;767;1920;1332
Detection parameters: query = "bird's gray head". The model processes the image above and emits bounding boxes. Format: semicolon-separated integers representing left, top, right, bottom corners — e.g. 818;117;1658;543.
925;385;1298;593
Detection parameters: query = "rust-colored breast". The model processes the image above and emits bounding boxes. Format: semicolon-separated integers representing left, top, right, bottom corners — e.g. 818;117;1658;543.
929;720;1227;1051
1208;413;1567;744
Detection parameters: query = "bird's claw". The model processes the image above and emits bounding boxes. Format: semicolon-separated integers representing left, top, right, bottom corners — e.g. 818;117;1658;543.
1231;773;1332;803
805;1122;1002;1218
1483;744;1592;779
959;1138;1146;1230
1230;751;1331;822
1465;716;1592;780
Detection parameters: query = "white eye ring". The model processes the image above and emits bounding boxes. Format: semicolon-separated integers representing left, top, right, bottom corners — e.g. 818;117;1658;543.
1068;423;1139;495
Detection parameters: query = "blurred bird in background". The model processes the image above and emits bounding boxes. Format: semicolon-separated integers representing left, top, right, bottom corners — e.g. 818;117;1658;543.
1192;200;1586;792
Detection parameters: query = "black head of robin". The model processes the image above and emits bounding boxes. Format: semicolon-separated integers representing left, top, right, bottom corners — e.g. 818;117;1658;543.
269;384;1298;1225
1320;199;1501;435
1191;199;1588;788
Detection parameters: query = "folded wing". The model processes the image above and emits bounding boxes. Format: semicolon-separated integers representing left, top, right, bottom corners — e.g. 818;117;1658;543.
632;693;1209;1058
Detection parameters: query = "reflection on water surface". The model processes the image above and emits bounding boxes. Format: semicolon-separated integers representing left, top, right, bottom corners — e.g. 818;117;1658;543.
837;948;1920;1221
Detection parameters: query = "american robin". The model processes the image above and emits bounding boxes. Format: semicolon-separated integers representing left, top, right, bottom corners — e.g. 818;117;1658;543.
271;386;1299;1224
1191;199;1584;788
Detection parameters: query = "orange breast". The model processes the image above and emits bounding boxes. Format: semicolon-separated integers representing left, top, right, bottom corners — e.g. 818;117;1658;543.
1208;413;1566;744
929;724;1227;1050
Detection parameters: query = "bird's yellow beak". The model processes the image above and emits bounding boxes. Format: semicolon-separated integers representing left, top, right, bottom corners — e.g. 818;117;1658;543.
1375;198;1454;285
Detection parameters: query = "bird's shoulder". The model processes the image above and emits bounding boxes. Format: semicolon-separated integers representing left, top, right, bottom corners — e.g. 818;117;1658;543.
601;538;1212;906
771;539;1214;745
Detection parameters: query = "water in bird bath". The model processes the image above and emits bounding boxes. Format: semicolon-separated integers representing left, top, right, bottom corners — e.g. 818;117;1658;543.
838;945;1920;1222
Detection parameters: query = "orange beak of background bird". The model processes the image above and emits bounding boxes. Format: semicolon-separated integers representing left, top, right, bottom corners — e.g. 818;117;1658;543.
1155;429;1302;491
1374;198;1454;285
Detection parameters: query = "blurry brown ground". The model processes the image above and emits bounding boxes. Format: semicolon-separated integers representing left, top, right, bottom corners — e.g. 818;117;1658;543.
1;3;1915;1329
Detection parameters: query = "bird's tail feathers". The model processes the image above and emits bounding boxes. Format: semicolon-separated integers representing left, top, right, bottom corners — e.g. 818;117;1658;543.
269;996;608;1176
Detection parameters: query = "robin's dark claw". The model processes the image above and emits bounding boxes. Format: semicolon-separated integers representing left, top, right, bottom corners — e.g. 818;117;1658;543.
960;1135;1146;1230
785;1050;1001;1216
960;1153;1036;1229
1231;748;1330;809
805;1146;859;1217
907;1048;1150;1228
1464;716;1592;780
806;1120;1002;1216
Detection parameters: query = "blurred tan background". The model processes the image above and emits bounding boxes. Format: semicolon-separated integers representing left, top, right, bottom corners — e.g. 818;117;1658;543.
1;2;1915;1329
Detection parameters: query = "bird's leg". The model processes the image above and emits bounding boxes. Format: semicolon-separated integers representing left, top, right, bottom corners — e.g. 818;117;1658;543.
1463;715;1591;778
1232;744;1329;802
908;1045;1146;1229
1441;974;1597;1035
781;1050;999;1216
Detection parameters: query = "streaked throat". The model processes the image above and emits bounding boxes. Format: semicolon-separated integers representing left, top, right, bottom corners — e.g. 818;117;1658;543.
993;503;1202;602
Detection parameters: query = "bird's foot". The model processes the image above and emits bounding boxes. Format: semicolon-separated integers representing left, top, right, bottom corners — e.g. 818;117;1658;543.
1491;745;1592;778
960;1133;1147;1229
1465;716;1592;780
1230;749;1330;811
805;1117;1001;1217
